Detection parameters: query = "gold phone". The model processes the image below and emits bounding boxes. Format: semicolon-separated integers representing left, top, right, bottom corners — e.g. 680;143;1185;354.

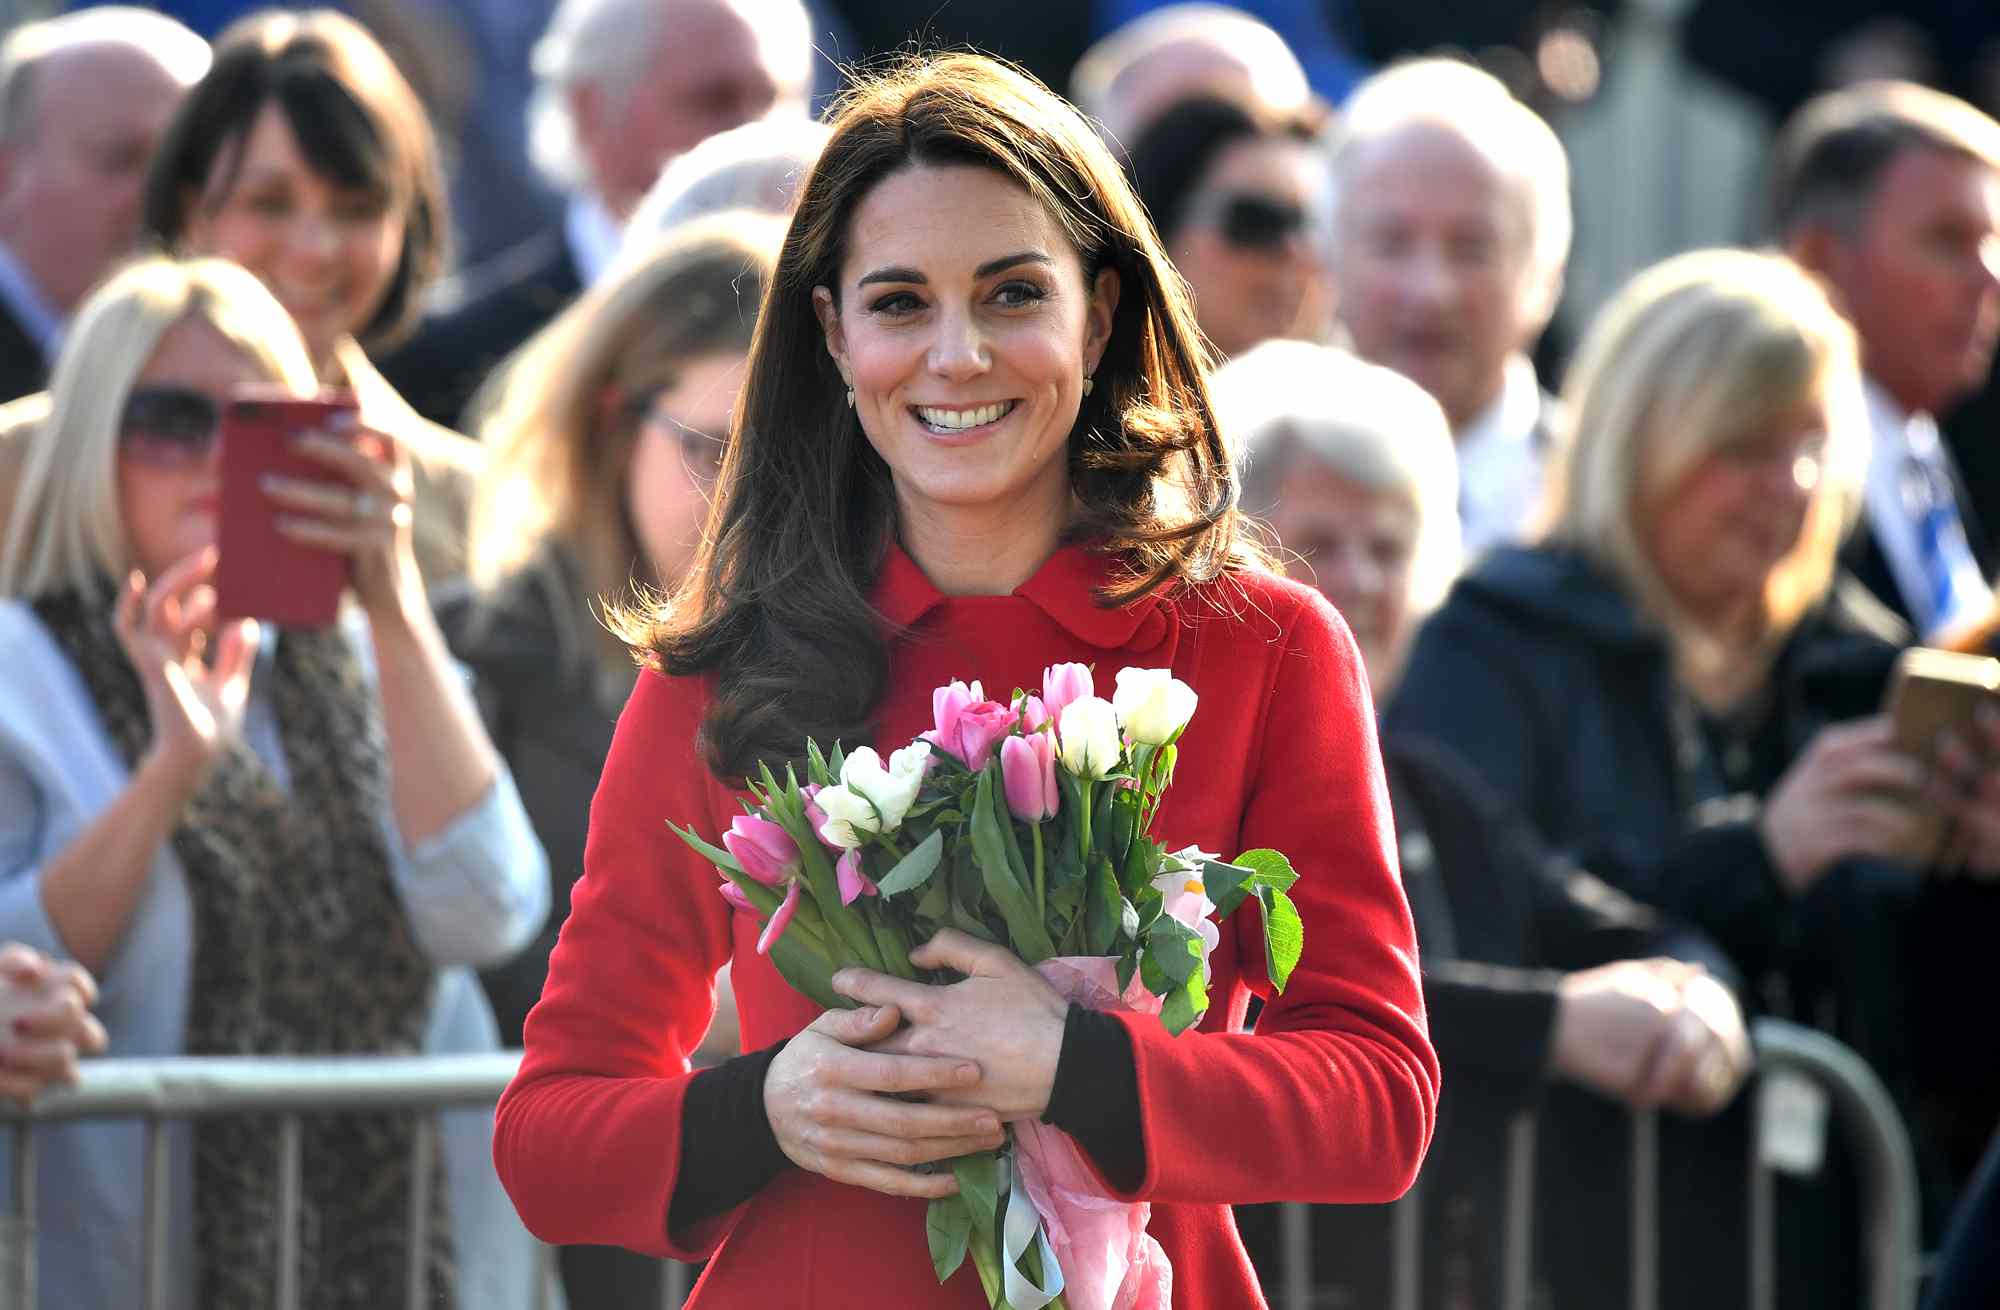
1881;647;2000;866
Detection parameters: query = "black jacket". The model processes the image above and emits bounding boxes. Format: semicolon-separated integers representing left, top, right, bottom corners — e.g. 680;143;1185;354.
1842;448;1996;635
378;229;582;430
0;297;47;405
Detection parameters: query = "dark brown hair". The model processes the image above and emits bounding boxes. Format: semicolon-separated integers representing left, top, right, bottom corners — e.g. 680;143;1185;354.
1126;96;1324;241
630;52;1269;780
1769;81;2000;240
140;8;449;351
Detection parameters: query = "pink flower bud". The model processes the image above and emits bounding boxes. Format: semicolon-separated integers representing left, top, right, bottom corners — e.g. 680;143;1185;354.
757;880;800;956
1014;693;1049;733
722;813;799;887
836;848;879;904
801;785;842;851
1042;663;1093;723
930;679;982;750
718;881;754;913
1000;732;1058;822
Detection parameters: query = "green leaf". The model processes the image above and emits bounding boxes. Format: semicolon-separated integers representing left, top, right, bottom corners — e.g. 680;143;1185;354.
1116;949;1139;993
952;1152;1001;1236
1118;895;1140;943
805;738;832;787
1161;967;1208;1034
915;863;952;923
948;844;1001;943
1234;848;1299;893
970;768;1058;961
1105;790;1138;868
927;1195;973;1284
764;931;852;1011
876;830;944;896
1257;885;1305;994
1202;859;1258;918
1084;856;1122;955
666;821;745;877
1146;914;1201;986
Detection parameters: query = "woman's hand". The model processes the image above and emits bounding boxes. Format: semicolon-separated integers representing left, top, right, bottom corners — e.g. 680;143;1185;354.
112;550;259;777
260;417;420;620
763;1002;1005;1199
1929;703;2000;877
1548;959;1749;1116
0;943;107;1103
832;929;1070;1123
1760;715;1927;892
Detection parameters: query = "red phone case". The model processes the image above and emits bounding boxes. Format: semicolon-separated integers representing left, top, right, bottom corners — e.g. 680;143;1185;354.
214;390;361;627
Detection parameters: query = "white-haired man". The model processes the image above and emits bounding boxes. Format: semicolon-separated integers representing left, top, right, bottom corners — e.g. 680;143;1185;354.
1330;57;1573;557
0;7;208;402
1070;3;1314;152
382;0;813;427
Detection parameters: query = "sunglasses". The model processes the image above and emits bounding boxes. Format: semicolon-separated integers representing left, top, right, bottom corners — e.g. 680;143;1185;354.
119;385;223;468
1192;192;1316;252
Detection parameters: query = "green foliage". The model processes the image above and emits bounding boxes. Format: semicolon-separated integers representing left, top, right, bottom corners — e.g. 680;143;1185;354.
970;768;1057;962
928;1195;972;1283
1084;856;1122;955
876;830;944;896
1256;885;1304;993
952;1153;1001;1236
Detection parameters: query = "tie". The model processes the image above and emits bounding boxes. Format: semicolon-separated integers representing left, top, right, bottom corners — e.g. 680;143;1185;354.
1900;431;1978;633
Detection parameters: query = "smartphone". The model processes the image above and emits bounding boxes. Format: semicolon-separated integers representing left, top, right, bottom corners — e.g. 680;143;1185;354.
214;389;361;628
1881;646;2000;866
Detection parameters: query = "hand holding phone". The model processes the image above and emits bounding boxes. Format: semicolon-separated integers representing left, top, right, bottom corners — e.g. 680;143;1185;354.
1881;647;2000;867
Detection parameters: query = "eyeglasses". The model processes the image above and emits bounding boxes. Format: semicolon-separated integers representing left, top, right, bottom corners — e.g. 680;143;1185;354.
1714;431;1829;492
1190;191;1317;252
119;385;223;468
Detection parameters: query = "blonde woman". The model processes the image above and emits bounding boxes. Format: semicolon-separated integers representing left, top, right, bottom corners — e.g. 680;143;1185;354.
0;255;549;1310
1390;248;2000;1297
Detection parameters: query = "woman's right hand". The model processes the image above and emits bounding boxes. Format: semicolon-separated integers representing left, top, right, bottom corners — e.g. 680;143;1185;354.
1760;715;1927;892
111;549;260;776
763;1003;1008;1199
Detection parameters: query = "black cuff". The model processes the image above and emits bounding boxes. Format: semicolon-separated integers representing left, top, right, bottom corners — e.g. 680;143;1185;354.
667;1039;792;1235
1041;1003;1144;1192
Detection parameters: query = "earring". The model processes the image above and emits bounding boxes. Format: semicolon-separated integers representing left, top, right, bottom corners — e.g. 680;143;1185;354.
1081;374;1095;397
845;386;855;408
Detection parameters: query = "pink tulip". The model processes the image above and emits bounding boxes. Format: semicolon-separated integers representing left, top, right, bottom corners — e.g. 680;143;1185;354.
722;813;799;887
1000;732;1058;822
718;881;754;913
1014;692;1050;733
932;679;983;737
757;881;800;955
836;848;879;904
944;699;1017;772
1042;663;1093;723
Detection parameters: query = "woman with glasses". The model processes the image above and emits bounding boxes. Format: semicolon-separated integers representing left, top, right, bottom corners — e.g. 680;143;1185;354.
0;255;549;1310
1124;95;1333;360
1391;248;2000;1299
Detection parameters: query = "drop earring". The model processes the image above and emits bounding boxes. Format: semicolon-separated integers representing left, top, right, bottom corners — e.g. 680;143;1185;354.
1081;374;1095;397
845;386;855;408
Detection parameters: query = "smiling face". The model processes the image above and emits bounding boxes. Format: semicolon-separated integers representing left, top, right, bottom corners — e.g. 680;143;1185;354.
813;164;1118;545
181;103;406;370
117;315;267;578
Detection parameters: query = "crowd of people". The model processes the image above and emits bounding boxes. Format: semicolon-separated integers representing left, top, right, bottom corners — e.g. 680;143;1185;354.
0;2;1996;1309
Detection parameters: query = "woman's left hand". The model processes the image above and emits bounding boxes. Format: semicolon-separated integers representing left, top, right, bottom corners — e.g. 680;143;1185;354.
260;417;419;619
832;930;1069;1122
1932;703;2000;877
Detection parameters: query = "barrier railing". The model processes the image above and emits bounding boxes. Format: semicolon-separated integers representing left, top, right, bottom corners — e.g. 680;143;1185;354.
0;1017;1921;1310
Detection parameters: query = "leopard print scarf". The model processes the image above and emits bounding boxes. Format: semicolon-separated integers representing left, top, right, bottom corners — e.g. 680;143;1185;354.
32;588;456;1310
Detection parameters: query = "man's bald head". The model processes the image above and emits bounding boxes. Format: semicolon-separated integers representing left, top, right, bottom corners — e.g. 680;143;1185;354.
1071;4;1311;152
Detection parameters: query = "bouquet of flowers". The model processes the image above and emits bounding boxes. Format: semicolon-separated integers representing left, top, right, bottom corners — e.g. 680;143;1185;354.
672;663;1304;1310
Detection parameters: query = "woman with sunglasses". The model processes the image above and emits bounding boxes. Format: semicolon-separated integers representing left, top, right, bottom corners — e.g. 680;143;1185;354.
140;9;483;587
1124;95;1334;361
0;255;549;1309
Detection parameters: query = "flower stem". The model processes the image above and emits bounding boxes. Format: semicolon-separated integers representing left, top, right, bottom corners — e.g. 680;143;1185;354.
968;1230;1004;1306
1077;784;1094;867
1031;822;1046;921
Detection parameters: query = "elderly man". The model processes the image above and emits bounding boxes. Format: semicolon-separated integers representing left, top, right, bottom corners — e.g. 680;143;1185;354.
1329;58;1572;558
0;8;208;403
380;0;813;428
1773;82;2000;641
1069;3;1314;152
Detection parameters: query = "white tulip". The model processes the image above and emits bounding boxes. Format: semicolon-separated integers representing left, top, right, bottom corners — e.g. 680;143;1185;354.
1057;696;1123;779
813;783;877;849
818;742;931;848
1112;667;1198;746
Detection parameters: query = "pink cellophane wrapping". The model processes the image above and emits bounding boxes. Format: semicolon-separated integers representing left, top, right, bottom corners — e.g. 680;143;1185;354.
1015;956;1174;1310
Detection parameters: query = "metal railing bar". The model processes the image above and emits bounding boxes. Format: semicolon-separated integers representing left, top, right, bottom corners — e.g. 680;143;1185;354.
1630;1110;1658;1310
9;1122;33;1310
665;1256;693;1308
533;1241;556;1310
143;1116;170;1310
1390;1179;1423;1310
1278;1202;1309;1310
1749;1143;1775;1310
275;1113;301;1310
0;1053;523;1122
404;1116;435;1310
1502;1112;1536;1310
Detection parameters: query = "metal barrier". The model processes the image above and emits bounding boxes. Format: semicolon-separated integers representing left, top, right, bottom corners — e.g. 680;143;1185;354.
1272;1018;1923;1310
0;1018;1922;1310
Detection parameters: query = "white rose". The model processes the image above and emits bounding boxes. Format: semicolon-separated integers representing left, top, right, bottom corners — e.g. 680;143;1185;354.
1057;696;1122;779
820;742;931;847
1112;667;1198;746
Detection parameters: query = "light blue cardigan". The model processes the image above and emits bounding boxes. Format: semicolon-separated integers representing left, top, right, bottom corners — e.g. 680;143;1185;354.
0;599;555;1310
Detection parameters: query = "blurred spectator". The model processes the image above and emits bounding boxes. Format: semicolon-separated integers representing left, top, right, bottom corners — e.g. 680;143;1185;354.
1123;97;1334;360
379;0;813;429
1391;248;2000;1259
1069;2;1313;152
1094;1;1369;107
1331;56;1571;557
0;254;549;1310
140;8;486;589
621;116;831;250
1221;339;1752;1310
436;212;777;1309
0;7;208;401
0;940;106;1103
1929;1126;2000;1310
1772;81;2000;641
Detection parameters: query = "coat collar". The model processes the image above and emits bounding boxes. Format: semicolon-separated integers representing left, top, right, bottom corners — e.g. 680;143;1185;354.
873;540;1166;650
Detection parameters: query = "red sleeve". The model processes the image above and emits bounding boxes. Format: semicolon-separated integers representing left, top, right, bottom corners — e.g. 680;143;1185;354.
491;666;739;1259
1115;588;1439;1206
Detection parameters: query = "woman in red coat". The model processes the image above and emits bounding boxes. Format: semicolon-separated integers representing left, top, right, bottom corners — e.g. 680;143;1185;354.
492;52;1438;1308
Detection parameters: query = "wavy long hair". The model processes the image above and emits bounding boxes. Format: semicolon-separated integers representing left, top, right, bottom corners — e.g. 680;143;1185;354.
630;52;1267;779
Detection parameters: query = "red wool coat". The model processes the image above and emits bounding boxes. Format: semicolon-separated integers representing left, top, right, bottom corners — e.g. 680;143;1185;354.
493;544;1439;1308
